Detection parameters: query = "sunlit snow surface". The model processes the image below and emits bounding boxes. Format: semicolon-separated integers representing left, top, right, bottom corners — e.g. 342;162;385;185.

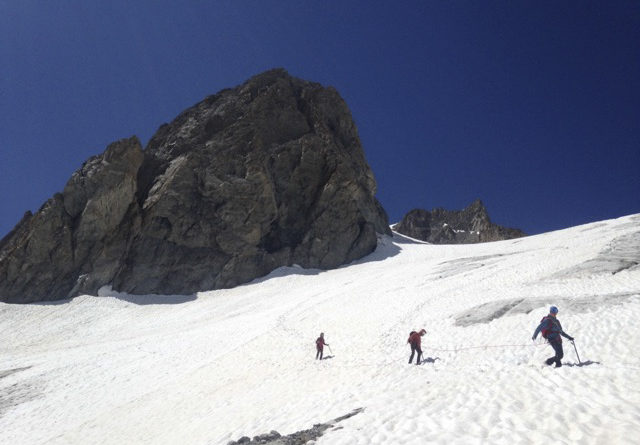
2;214;640;445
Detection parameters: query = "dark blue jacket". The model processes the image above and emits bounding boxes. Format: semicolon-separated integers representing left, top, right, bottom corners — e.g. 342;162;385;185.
533;315;573;342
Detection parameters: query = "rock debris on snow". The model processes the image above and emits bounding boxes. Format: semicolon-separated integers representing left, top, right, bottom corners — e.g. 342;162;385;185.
227;408;364;445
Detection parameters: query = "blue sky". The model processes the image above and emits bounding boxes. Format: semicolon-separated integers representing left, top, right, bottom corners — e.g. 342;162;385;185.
1;1;638;238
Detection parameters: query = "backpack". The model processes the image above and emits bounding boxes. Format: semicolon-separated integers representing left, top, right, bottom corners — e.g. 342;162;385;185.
540;316;553;339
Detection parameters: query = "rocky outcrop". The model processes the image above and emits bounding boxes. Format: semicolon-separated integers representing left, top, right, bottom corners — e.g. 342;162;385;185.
0;69;389;303
226;407;364;445
0;137;144;303
394;200;525;244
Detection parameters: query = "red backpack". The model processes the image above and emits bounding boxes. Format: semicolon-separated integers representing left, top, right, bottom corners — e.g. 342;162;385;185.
540;316;552;339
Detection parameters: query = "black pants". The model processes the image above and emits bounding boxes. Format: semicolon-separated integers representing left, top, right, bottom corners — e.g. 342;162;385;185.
409;344;422;365
316;348;323;360
546;338;564;367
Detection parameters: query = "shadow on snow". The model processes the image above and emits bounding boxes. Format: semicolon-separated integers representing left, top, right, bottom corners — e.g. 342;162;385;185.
564;360;601;367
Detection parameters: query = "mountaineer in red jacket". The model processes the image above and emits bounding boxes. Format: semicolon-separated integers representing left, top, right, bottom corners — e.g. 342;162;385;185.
316;333;329;360
532;306;574;368
407;329;426;365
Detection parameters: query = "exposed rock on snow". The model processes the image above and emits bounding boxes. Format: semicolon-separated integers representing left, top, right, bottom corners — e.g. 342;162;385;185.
435;253;518;278
0;366;32;380
226;408;364;445
0;69;389;302
455;292;638;326
0;369;43;418
394;199;525;244
553;230;640;278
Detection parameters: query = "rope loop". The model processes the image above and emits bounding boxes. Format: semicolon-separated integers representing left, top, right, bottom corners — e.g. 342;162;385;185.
428;342;546;353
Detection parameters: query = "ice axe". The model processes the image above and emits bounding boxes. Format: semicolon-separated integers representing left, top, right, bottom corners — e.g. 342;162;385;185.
571;340;582;365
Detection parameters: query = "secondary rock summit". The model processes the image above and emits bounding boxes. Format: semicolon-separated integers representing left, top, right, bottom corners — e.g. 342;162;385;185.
394;200;525;244
0;69;390;303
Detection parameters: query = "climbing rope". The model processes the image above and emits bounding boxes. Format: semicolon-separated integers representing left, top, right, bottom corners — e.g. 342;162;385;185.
428;342;547;353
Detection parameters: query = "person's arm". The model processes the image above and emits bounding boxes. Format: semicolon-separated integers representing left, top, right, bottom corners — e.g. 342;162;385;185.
561;331;574;341
532;321;545;340
558;320;573;340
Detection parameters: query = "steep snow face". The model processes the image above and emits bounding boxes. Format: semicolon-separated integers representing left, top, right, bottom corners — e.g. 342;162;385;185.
1;214;639;445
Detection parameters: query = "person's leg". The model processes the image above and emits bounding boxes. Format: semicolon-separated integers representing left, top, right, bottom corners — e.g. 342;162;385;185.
416;347;423;365
316;348;320;360
554;341;564;367
409;345;416;364
545;340;558;365
319;348;323;360
550;340;563;367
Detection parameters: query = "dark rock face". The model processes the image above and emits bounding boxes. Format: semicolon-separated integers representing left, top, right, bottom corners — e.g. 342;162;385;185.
226;407;364;445
394;200;525;244
0;69;389;303
0;137;144;303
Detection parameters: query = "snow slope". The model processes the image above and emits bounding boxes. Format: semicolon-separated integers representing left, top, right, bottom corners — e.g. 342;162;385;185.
1;214;639;445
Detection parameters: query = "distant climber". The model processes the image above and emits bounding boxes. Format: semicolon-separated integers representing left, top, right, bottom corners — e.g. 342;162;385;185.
532;306;574;368
407;329;426;365
316;333;329;360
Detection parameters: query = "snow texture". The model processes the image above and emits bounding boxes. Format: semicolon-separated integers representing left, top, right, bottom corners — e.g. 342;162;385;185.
1;214;639;444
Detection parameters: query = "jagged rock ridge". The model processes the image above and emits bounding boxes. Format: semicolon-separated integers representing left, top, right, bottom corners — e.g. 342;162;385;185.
394;200;525;244
0;69;390;303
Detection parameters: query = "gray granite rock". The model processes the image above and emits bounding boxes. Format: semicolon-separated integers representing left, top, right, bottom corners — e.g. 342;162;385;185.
0;69;389;303
394;199;525;244
226;408;363;445
0;137;143;303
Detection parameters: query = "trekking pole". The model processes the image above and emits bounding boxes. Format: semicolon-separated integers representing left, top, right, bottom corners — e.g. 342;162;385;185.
571;340;582;365
328;345;333;355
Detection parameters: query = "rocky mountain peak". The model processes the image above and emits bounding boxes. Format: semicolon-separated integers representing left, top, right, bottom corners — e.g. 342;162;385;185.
0;70;389;303
394;200;525;244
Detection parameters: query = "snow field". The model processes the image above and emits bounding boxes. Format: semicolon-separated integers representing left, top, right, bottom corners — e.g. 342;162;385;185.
1;214;639;444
